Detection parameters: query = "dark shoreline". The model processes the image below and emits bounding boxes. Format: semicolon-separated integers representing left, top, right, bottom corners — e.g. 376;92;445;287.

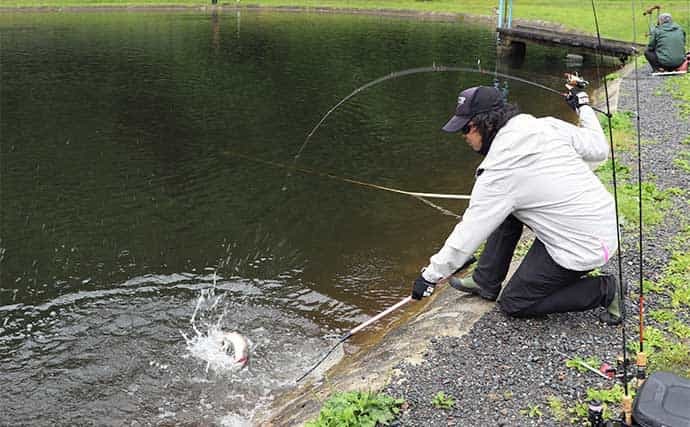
1;4;466;20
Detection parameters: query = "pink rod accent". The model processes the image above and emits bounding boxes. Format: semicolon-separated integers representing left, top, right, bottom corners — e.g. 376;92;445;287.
601;239;610;262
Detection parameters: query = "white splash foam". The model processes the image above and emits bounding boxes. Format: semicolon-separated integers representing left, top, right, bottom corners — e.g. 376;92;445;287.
183;327;246;373
182;286;248;374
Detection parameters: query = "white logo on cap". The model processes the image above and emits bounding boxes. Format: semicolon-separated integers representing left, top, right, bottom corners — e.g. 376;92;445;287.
458;96;466;105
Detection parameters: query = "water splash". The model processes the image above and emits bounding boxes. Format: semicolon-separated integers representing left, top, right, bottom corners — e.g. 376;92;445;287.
181;285;249;374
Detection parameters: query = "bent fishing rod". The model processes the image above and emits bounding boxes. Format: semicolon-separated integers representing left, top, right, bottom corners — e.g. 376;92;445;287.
291;64;610;170
296;256;476;383
281;64;611;219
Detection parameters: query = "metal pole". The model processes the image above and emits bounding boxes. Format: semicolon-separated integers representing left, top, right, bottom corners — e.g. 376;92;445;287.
497;0;505;29
507;0;513;28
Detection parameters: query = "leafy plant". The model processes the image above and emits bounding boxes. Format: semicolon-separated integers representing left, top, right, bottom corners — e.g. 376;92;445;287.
547;396;566;422
648;341;690;377
520;404;542;419
647;309;675;323
595;160;630;182
642;278;663;293
520;405;544;418
643;326;669;350
306;391;404;427
586;384;630;420
431;391;455;409
658;252;690;306
587;384;627;404
669;320;690;340
673;151;690;173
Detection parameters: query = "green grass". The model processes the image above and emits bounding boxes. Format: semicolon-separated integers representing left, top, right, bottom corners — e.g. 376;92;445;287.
431;391;455;409
634;221;690;378
546;396;566;422
666;75;690;119
306;391;404;427
520;404;543;419
674;151;690;173
595;161;673;229
3;0;690;43
600;110;637;151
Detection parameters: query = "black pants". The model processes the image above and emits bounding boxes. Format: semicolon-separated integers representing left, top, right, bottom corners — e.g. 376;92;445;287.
473;215;615;317
644;48;683;71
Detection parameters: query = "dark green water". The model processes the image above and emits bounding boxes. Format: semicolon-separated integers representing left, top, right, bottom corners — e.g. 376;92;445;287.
0;10;609;424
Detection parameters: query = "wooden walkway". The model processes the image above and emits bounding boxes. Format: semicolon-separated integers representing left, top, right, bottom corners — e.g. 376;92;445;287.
497;25;646;62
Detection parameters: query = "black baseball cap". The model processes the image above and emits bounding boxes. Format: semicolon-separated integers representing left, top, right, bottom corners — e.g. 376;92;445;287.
442;86;505;133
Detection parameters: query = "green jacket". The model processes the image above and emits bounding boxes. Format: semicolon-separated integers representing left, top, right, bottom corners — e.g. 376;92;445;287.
648;22;687;67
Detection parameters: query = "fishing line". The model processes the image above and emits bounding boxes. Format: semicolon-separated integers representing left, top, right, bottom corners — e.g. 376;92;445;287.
591;0;633;421
224;149;465;218
290;64;609;175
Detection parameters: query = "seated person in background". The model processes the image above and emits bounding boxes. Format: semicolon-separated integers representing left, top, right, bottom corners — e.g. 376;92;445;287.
644;13;687;72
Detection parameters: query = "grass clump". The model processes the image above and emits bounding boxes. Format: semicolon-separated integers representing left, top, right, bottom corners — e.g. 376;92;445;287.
648;251;690;307
520;404;543;419
306;391;404;427
431;391;455;409
636;246;690;377
673;151;690;173
546;396;567;422
569;385;630;424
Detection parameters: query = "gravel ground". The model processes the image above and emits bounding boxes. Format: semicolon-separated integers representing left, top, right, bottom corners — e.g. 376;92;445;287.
383;68;690;426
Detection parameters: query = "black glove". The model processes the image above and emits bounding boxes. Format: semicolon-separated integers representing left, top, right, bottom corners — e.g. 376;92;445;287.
565;89;590;111
411;275;435;300
564;72;590;112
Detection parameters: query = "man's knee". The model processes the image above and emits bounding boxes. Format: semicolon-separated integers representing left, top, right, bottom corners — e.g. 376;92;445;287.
497;294;530;316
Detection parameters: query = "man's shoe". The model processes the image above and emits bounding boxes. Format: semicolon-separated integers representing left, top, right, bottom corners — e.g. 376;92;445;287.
598;277;627;326
448;276;498;301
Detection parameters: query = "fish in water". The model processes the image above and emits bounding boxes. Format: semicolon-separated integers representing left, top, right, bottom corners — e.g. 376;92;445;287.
221;331;250;369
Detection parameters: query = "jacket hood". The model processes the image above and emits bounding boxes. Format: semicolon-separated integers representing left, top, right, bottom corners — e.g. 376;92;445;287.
659;22;682;32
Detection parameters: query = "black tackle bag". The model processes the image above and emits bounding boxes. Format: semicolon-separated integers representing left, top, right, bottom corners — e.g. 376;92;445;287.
633;371;690;427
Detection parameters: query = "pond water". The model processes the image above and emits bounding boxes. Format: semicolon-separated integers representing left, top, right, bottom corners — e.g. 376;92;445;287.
0;10;613;425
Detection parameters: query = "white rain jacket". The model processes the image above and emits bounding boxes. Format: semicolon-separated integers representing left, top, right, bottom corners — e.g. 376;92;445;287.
422;106;618;283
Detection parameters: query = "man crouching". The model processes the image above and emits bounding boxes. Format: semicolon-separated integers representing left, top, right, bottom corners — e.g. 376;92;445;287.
411;82;623;325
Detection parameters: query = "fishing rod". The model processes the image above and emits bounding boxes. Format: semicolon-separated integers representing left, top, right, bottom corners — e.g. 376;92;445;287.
296;256;476;383
631;0;648;389
590;0;633;424
291;64;610;176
